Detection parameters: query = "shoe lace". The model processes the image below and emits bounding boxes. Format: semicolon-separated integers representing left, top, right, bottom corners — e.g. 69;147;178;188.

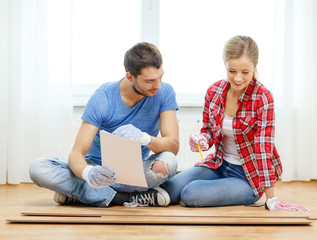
66;196;78;203
124;192;155;207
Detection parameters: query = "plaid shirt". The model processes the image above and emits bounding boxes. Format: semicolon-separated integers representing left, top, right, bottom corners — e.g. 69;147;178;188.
195;79;283;197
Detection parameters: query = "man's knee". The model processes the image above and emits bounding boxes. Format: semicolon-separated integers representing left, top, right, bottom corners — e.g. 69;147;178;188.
151;152;178;177
151;160;169;176
29;158;46;179
29;158;47;186
29;157;65;186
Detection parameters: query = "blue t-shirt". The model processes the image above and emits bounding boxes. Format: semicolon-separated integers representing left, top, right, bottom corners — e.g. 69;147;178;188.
82;79;178;165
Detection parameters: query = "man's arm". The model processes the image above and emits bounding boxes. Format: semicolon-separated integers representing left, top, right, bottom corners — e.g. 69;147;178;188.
68;121;99;178
147;109;179;155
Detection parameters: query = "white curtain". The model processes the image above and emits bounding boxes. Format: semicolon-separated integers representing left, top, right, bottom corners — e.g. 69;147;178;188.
273;0;317;181
1;0;316;184
0;0;73;184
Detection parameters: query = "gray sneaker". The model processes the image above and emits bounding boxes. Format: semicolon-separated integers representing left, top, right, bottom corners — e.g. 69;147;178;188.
54;192;80;205
128;187;170;207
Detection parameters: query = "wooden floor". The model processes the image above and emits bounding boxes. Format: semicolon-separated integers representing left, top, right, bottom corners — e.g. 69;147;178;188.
1;181;317;240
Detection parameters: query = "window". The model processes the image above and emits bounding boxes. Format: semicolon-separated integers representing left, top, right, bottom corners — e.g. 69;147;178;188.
160;0;276;104
47;0;277;105
72;0;141;85
47;0;141;103
72;0;141;101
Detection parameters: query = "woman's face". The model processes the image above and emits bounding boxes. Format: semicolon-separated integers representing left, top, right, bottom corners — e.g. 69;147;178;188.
226;55;255;94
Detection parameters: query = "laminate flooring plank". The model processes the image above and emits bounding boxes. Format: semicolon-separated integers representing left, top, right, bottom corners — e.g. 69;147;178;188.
2;182;316;240
20;205;309;219
7;215;311;225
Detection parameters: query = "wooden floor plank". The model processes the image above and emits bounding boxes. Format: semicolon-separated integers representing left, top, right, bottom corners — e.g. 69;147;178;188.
7;215;311;225
2;182;317;240
20;205;309;219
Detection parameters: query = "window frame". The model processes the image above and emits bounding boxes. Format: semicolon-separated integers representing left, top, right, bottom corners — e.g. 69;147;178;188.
71;0;277;107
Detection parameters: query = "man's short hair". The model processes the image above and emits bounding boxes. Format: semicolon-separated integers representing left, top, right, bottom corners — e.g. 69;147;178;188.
124;42;163;76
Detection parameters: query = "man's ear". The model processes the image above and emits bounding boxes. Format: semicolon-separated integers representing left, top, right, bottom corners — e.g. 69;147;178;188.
126;72;134;82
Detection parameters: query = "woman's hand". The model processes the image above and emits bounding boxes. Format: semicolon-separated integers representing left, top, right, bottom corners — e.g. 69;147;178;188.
265;197;309;212
189;134;209;152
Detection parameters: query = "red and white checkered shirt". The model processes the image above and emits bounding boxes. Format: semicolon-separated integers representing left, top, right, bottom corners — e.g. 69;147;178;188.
195;78;283;197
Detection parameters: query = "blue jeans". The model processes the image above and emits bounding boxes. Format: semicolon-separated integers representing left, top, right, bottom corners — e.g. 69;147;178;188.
161;161;260;207
29;151;177;207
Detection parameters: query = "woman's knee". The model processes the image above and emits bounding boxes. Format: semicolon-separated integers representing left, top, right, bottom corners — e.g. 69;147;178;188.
180;182;202;207
180;180;216;207
180;179;259;207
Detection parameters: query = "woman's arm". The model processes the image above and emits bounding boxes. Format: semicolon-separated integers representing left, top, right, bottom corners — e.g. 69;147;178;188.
264;186;275;200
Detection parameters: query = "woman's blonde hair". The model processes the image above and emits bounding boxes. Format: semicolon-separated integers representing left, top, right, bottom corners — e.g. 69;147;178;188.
223;35;259;79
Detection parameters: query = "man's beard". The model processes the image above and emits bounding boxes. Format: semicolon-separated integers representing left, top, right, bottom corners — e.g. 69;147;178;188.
132;84;146;97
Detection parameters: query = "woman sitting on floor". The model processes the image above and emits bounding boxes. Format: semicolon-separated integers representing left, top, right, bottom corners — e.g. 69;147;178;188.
161;35;308;212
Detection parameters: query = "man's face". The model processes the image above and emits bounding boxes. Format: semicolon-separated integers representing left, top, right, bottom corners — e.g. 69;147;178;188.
131;66;164;97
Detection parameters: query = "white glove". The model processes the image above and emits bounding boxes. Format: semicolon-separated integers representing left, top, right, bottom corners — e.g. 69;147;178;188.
112;124;152;146
82;165;116;188
189;134;209;152
265;197;309;212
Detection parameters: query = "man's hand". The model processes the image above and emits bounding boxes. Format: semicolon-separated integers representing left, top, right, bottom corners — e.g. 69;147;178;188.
189;134;209;152
265;197;309;212
82;165;116;188
112;124;152;146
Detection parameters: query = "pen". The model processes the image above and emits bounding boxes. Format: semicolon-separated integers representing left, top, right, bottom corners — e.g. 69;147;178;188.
197;143;204;161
